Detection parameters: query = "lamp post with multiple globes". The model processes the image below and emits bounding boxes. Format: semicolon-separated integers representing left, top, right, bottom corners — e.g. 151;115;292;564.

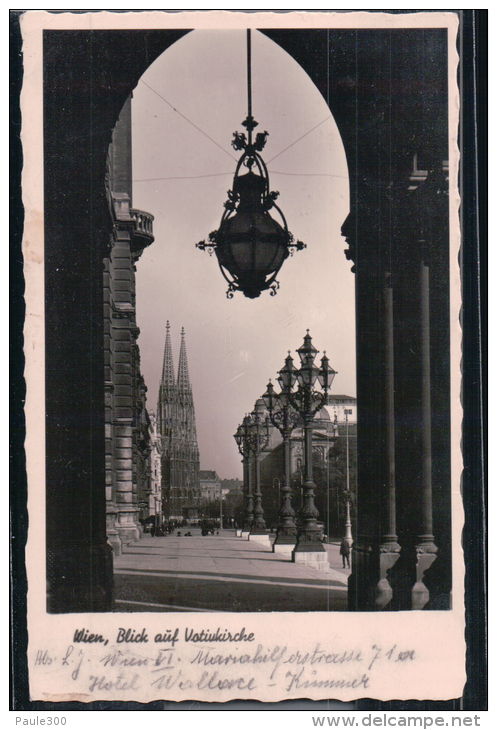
283;331;337;568
246;399;271;547
234;400;271;545
234;415;254;538
262;362;301;554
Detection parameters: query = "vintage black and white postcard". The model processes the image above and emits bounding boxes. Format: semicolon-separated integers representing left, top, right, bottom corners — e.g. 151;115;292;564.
16;9;475;705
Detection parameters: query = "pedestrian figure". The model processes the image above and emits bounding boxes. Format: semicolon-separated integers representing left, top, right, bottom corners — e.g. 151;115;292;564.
340;538;351;569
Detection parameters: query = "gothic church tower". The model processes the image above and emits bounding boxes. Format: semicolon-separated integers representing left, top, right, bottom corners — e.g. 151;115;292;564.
157;323;200;520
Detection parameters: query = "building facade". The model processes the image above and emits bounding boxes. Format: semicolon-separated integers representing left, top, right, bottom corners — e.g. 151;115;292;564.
135;411;162;527
104;96;155;556
148;412;163;524
327;395;357;424
199;470;222;502
157;324;201;521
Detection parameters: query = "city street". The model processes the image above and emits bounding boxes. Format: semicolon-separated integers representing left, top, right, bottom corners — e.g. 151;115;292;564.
113;530;349;613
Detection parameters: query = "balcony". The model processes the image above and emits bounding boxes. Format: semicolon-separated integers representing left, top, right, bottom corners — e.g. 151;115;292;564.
130;208;155;253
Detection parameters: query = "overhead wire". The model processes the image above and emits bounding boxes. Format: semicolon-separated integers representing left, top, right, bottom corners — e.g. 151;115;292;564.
133;170;346;183
270;170;347;179
140;79;237;162
137;80;338;182
266;116;332;164
133;172;233;183
134;169;346;183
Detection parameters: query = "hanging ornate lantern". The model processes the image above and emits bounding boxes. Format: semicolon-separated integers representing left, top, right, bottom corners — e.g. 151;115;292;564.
196;30;306;299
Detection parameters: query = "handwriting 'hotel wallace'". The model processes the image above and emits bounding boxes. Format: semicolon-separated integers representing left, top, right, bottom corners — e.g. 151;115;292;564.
157;323;201;521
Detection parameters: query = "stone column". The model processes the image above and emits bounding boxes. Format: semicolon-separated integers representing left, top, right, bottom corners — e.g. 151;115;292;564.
422;168;451;609
376;273;401;608
45;216;114;612
346;215;399;608
389;186;439;610
411;255;438;609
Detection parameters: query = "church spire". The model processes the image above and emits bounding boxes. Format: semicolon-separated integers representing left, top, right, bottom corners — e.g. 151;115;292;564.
157;323;200;522
177;326;192;392
160;321;175;389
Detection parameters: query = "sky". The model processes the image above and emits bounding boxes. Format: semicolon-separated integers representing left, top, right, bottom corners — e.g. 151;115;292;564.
131;29;355;480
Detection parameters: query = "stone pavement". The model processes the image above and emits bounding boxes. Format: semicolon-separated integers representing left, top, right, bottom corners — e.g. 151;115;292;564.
113;529;350;613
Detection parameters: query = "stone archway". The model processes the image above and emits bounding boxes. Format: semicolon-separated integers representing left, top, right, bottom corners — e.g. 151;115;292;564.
44;27;451;612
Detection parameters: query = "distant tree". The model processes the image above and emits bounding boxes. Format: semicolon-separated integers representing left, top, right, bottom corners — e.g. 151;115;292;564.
224;491;244;526
220;478;243;492
199;499;221;519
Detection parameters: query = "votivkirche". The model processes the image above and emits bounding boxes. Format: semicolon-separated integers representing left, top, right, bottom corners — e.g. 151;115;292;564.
157;323;201;520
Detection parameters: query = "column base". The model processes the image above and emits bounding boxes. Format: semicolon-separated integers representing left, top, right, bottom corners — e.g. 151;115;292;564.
249;532;272;548
107;530;122;556
116;526;141;544
273;532;296;554
293;539;326;553
376;541;402;609
292;548;330;571
412;546;438;610
273;542;295;555
349;541;401;610
106;508;122;556
423;543;451;609
115;510;142;544
273;532;297;545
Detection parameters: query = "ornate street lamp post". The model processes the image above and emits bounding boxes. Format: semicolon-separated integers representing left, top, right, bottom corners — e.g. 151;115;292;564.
245;399;271;547
285;331;337;568
262;365;301;555
219;483;224;531
234;415;254;538
234;401;270;544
